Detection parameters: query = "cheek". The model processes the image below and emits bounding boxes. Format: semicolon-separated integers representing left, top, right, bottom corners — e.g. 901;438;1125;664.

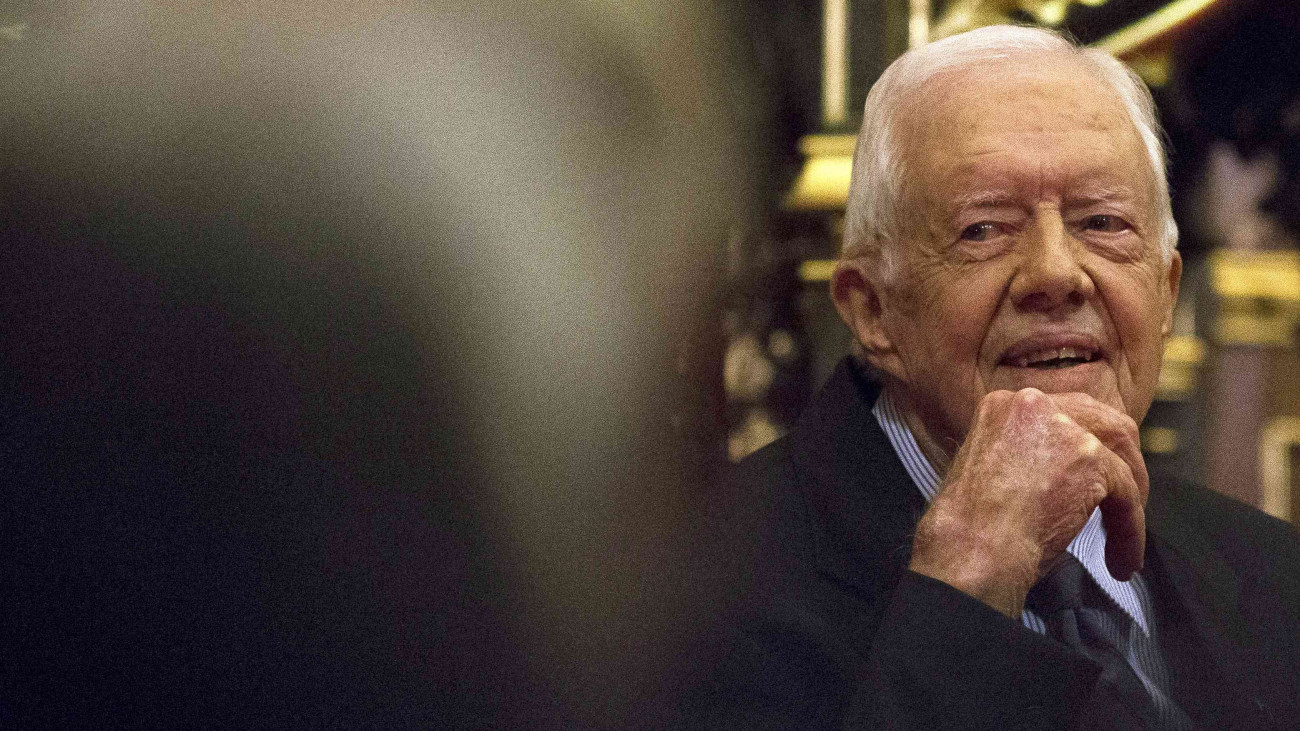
1099;273;1168;374
899;278;977;343
889;259;1009;376
930;275;1004;357
895;278;1002;402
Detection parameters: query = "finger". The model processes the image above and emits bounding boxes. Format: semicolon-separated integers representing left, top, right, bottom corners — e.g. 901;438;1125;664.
1048;393;1149;507
1095;442;1146;581
1048;394;1144;478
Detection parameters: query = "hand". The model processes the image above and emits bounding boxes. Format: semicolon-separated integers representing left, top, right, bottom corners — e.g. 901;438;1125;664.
907;388;1148;617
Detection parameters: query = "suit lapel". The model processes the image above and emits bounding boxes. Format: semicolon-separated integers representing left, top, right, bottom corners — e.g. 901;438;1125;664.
1146;482;1286;728
786;360;926;599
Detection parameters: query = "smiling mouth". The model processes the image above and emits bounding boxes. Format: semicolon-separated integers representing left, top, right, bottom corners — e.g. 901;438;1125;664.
1004;346;1101;369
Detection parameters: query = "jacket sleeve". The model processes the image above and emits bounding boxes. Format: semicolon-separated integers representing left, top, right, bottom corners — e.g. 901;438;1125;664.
845;571;1100;730
692;571;1100;730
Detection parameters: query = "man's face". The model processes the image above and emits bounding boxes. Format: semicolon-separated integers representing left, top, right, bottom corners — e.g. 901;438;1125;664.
863;57;1180;448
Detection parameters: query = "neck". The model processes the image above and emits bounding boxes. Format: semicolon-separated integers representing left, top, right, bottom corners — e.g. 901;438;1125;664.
887;385;956;476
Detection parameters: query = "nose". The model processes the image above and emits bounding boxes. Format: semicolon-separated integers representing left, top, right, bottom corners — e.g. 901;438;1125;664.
1009;210;1093;312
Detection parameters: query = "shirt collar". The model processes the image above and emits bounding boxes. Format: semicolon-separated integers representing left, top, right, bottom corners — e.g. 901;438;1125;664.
871;387;1150;634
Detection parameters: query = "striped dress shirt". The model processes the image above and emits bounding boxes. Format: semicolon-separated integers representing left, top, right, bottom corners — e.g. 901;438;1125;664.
872;387;1186;720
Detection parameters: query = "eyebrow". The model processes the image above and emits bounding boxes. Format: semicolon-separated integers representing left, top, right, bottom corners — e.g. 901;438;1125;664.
948;190;1019;212
947;183;1140;213
1066;184;1140;205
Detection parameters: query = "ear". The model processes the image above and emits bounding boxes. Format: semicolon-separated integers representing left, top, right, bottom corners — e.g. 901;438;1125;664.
1161;250;1182;337
830;257;906;381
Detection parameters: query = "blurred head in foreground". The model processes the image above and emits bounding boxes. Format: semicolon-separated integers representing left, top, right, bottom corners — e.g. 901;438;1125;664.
2;2;759;727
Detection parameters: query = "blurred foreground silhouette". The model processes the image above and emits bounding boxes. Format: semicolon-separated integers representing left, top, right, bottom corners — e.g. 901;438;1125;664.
2;2;762;727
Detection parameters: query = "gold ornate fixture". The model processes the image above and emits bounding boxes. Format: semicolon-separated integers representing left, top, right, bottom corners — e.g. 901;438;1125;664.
1260;416;1300;522
1209;250;1300;347
785;0;1222;212
930;0;1110;41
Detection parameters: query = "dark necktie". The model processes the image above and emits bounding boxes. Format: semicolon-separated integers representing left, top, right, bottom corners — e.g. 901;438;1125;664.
1025;555;1192;730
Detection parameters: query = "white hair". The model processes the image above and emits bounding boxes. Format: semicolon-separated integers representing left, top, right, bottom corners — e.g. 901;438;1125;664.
842;25;1178;279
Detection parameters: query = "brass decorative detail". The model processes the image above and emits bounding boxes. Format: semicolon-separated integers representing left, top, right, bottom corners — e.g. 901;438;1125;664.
909;0;932;49
1141;426;1180;455
784;134;855;210
1260;416;1300;522
1156;335;1206;400
931;1;1107;41
929;0;1215;49
1209;250;1300;347
1093;0;1218;54
798;259;838;282
823;0;851;126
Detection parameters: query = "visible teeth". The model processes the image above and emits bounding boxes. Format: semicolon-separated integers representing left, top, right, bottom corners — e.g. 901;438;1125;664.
1014;346;1094;367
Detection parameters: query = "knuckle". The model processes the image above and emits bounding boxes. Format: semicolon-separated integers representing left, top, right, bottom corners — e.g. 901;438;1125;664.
978;390;1012;416
1080;432;1102;456
1010;388;1046;415
1017;387;1044;404
1074;469;1108;501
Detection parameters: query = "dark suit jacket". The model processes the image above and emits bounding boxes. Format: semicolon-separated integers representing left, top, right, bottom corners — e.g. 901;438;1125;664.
692;359;1300;730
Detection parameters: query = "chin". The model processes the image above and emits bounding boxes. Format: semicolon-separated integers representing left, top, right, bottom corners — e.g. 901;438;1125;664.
993;360;1122;402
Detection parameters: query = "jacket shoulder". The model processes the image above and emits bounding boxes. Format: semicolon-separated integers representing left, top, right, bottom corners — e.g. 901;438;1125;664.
711;434;816;583
1151;473;1300;613
1156;475;1300;557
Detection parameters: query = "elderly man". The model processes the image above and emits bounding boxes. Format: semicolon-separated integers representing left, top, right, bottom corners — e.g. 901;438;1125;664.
694;25;1300;730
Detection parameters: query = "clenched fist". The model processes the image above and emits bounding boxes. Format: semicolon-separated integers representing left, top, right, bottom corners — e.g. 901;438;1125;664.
907;388;1148;618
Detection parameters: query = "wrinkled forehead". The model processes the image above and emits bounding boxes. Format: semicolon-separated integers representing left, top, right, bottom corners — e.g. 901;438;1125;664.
894;54;1151;192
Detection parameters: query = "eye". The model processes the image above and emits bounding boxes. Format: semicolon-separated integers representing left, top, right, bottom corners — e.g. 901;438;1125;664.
1081;214;1130;233
960;222;999;241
